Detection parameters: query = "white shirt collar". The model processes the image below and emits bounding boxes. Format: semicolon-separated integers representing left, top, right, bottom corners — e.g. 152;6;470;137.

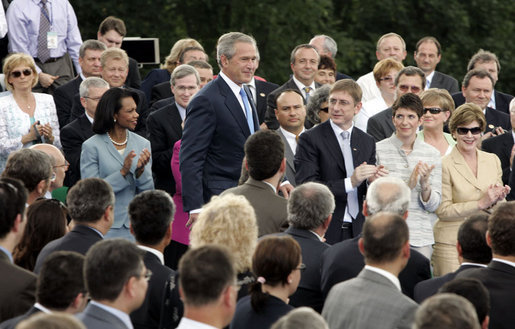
279;127;304;155
309;230;325;242
34;303;52;313
488;90;496;109
90;301;133;329
425;70;435;86
175;102;186;121
85;112;94;124
219;71;243;95
292;75;316;92
461;262;487;268
492;257;515;268
262;181;277;193
329;119;353;138
177;317;218;329
138;245;164;265
364;265;402;291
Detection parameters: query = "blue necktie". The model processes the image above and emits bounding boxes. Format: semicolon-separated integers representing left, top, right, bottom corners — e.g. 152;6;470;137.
341;131;359;218
240;87;255;134
304;86;312;103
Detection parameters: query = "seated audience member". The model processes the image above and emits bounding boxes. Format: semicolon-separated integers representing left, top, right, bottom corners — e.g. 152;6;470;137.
309;34;352;80
439;278;490;329
354;58;404;132
414;213;491;303
33;178;114;273
322;212;418;329
376;93;442;259
13;199;68;271
458;202;515;329
30;144;68;197
77;239;149;329
222;130;288;236
320;176;431;299
271;307;329;329
190;194;258;299
15;313;86;329
314;55;336;86
1;149;53;205
60;77;109;187
418;88;456;156
0;251;86;329
129;190;181;329
0;178;36;322
176;245;237;329
230;236;301;329
305;84;330;126
283;182;334;312
482;98;515;186
413;293;480;329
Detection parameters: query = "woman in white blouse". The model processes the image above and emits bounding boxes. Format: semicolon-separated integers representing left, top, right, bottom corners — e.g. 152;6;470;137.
0;53;60;171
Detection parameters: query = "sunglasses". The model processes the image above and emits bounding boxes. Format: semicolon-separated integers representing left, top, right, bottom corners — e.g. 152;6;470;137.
10;69;32;78
456;127;482;135
398;85;421;93
423;107;443;115
319;107;329;113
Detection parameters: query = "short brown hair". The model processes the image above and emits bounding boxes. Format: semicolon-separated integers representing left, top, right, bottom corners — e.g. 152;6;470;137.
318;55;336;72
415;36;441;55
330;79;362;104
3;53;38;90
420;88;455;122
373;58;404;83
462;69;494;89
448;103;486;135
392;93;424;118
98;16;126;37
488;202;515;256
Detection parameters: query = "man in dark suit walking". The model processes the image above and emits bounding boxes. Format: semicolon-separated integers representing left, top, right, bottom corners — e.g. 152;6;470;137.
295;79;380;244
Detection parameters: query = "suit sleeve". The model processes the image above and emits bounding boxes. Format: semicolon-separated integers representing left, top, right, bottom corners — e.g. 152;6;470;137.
135;91;149;137
366;115;385;143
448;78;459;94
53;87;71;129
135;140;154;193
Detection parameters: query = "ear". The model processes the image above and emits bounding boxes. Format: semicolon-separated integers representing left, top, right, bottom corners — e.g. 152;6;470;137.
354;101;362;115
129;223;135;236
274;108;279;120
244;157;249;171
279;158;286;173
456;241;463;256
103;205;113;222
125;276;137;298
444;110;451;122
323;214;332;230
69;292;87;312
80;97;87;109
436;54;442;65
486;231;492;248
462;85;467;98
375;51;381;61
97;31;102;40
402;210;409;220
362;201;369;217
482;315;490;329
36;179;48;196
358;237;365;256
290;62;295;72
12;214;23;234
402;241;411;259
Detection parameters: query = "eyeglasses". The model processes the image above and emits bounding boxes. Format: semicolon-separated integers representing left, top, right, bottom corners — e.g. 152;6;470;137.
53;160;70;170
10;69;32;78
319;107;328;113
175;86;198;92
423;107;443;115
398;85;421;93
296;263;306;272
379;76;394;82
84;96;102;101
456;127;482;135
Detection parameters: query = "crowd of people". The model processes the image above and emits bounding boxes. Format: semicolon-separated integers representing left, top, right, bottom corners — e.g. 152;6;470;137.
0;2;514;328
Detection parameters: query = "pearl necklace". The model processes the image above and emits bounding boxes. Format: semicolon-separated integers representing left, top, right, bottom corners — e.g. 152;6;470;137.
107;131;128;146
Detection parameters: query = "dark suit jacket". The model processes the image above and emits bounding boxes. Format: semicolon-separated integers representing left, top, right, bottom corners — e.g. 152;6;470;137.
0;252;36;322
482;132;514;185
366;107;394;142
146;103;183;195
78;303;129;329
159;273;183;329
149;97;174;114
254;79;279;125
33;225;102;274
127;57;142;89
413;263;482;303
0;305;40;329
53;75;82;128
130;251;175;329
295;121;375;244
61;114;94;187
276;128;297;186
509;160;515;201
221;178;288;236
430;71;459;94
336;71;353;81
458;260;515;329
284;227;329;313
265;78;318;129
151;81;172;105
452;90;514;115
141;68;170;101
180;75;259;212
320;235;431;299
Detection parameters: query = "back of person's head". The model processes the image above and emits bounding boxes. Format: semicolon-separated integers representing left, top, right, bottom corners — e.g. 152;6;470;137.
250;236;301;312
271;307;329;329
365;176;410;217
287;182;335;230
67;178;114;224
413;293;480;329
392;92;424;118
190;194;258;273
92;87;139;134
244;130;284;180
439;278;490;326
457;213;492;264
2;149;52;193
37;251;85;311
15;313;86;329
487;201;515;256
178;244;236;307
361;212;409;264
129;190;175;245
0;177;27;239
84;238;145;302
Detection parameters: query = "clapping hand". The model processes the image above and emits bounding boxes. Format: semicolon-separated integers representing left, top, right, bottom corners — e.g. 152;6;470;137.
135;148;151;178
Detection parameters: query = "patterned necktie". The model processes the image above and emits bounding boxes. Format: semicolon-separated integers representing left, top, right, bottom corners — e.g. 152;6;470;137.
304;86;311;103
240;87;255;134
37;0;51;63
341;131;359;218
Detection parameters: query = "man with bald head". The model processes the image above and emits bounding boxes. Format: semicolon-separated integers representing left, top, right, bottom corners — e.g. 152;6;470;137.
30;144;68;197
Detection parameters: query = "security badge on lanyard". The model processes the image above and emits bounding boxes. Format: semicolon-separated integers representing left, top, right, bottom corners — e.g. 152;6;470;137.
47;31;58;49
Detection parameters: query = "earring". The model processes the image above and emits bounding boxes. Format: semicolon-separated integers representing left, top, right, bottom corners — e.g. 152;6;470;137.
114;119;117;123
288;279;292;284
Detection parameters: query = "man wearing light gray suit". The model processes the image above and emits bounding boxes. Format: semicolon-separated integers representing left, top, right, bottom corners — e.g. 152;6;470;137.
274;89;306;186
322;212;418;329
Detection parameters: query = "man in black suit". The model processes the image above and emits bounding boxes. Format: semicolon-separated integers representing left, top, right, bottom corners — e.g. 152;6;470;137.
320;176;431;299
414;36;459;94
482;98;515;185
53;40;106;128
453;49;514;115
413;213;491;303
147;64;199;195
458;202;515;329
284;182;334;313
367;66;426;142
61;77;109;187
309;34;353;81
247;76;278;128
295;79;379;244
129;190;181;329
0;252;87;329
265;44;321;129
33;178;114;273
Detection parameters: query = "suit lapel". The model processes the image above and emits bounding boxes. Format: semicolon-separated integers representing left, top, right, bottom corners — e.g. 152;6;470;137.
350;129;362;168
168;104;184;139
218;78;252;137
321;121;346;172
450;147;482;189
277;129;295;172
102;134;126;167
78;115;93;140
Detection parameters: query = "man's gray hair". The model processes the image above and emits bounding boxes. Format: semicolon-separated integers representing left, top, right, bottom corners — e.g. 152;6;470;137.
288;182;335;230
310;35;337;58
79;40;107;58
272;307;329;329
170;64;200;86
413;293;480;329
67;178;114;223
365;177;410;216
216;32;259;68
79;77;109;98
